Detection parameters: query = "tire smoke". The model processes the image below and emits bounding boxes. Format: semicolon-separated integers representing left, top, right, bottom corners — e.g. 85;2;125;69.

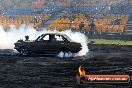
0;24;89;57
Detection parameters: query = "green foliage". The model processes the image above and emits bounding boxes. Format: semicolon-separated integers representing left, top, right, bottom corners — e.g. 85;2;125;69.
89;39;132;45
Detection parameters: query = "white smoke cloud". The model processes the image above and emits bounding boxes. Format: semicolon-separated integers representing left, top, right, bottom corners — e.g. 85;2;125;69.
0;24;89;57
59;30;89;56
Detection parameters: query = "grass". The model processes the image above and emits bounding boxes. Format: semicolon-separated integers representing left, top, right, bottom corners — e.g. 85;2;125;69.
88;39;132;45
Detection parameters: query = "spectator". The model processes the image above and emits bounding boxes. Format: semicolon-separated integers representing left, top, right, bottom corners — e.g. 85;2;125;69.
79;22;85;33
69;20;74;29
113;18;122;24
31;18;37;23
21;20;24;24
89;21;96;34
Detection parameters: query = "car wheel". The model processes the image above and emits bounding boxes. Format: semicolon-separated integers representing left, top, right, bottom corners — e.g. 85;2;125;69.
19;47;30;56
63;50;73;58
58;48;73;58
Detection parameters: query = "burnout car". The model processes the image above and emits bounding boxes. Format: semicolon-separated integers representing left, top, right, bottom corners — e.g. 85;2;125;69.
14;33;82;56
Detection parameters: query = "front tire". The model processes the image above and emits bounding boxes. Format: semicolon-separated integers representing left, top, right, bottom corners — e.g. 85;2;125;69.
19;47;30;56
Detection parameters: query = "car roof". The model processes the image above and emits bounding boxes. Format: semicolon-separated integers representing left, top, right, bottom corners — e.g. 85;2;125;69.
43;33;72;41
44;33;66;36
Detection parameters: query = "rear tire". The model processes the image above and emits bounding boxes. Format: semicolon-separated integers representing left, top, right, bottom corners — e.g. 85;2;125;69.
63;50;73;58
58;48;73;58
19;47;30;56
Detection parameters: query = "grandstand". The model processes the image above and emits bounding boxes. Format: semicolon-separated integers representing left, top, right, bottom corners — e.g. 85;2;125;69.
0;0;132;35
94;14;128;32
0;14;51;29
47;13;128;33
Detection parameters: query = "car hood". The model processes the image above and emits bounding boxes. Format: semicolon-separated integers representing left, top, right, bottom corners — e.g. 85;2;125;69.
15;40;35;43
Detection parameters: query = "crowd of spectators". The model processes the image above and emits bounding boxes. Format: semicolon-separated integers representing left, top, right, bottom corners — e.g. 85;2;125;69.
0;0;131;33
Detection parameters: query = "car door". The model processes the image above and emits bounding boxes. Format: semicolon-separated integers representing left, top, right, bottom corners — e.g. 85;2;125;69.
31;35;50;53
42;35;66;53
44;35;61;53
47;35;68;53
45;41;59;53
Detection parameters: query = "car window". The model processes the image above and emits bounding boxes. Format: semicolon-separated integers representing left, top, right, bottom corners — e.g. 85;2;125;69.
55;35;64;41
43;35;49;40
37;35;49;41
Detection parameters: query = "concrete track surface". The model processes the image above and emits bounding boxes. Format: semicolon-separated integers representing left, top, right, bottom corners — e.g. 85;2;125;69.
0;49;131;88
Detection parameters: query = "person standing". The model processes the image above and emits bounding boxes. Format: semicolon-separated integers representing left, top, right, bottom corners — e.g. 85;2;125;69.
79;22;85;33
69;20;75;31
89;21;96;34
